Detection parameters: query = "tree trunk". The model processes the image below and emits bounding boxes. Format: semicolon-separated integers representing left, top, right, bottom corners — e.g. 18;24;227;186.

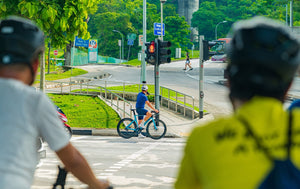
64;41;72;66
39;51;45;93
47;42;51;74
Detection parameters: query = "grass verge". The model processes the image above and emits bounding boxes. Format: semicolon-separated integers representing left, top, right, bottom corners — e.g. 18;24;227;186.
48;94;120;129
34;67;88;84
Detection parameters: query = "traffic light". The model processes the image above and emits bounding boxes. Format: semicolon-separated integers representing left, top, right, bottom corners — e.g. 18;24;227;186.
203;40;216;61
156;39;171;65
145;41;156;65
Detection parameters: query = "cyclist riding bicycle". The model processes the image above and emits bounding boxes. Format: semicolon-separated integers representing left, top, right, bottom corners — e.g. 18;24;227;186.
136;85;159;135
0;16;110;189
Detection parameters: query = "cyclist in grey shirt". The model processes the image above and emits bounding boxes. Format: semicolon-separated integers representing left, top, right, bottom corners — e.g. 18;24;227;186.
0;16;110;189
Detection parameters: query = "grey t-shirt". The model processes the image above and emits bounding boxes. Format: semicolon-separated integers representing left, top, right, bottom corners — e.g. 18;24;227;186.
0;78;70;189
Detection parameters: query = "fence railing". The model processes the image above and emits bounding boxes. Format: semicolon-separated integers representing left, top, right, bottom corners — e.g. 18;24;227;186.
160;86;195;119
88;80;197;118
41;81;133;118
41;79;197;119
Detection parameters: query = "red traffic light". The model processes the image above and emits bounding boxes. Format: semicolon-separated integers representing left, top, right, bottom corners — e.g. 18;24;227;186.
149;41;155;53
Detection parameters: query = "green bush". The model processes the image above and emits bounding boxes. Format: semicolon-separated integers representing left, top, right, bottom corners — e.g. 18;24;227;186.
147;95;154;102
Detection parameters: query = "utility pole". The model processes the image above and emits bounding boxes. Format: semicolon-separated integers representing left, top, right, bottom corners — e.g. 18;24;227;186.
160;0;166;40
154;39;160;112
141;0;147;83
199;35;204;119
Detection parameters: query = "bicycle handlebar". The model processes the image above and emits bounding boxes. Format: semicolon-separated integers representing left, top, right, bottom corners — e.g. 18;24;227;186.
53;166;114;189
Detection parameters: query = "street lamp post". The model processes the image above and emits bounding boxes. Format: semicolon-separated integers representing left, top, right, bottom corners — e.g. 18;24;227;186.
160;0;167;40
141;0;147;83
113;30;124;62
215;21;227;40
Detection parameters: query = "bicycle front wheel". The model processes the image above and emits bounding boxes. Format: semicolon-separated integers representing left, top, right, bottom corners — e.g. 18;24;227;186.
146;119;167;140
117;118;137;139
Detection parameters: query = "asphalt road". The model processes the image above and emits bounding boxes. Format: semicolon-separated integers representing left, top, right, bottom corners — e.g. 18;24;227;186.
32;136;186;189
82;59;299;117
83;60;233;118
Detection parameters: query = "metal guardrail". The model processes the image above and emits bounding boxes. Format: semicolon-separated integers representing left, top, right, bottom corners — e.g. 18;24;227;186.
92;80;197;119
41;79;197;119
160;86;195;119
41;81;133;118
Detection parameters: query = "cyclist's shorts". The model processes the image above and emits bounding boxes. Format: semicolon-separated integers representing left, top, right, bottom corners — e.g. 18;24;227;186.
136;108;148;120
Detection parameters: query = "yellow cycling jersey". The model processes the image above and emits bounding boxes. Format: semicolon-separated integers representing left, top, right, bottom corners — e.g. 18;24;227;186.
175;96;300;189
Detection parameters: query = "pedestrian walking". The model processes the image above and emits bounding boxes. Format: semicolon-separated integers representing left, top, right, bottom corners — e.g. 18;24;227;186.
183;52;193;71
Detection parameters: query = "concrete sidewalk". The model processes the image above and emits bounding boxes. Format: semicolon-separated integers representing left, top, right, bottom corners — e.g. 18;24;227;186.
72;106;215;138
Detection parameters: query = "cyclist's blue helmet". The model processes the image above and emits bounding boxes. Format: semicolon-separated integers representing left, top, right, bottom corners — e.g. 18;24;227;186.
226;16;300;100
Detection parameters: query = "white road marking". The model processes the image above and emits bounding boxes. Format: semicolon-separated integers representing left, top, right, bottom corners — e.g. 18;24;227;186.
98;143;159;178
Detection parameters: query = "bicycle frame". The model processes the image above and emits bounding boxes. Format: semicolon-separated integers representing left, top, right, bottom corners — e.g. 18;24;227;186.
117;109;167;139
125;110;157;132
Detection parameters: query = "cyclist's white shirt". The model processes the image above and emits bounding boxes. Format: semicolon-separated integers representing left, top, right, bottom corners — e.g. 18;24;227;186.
0;78;70;189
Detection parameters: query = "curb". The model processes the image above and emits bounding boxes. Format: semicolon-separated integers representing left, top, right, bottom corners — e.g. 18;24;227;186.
72;128;182;138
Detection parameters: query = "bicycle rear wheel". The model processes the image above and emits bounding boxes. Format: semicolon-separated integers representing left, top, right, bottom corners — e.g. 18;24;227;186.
117;118;137;139
146;119;167;140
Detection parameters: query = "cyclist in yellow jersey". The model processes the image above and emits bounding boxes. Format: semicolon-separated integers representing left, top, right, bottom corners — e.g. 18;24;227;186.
175;16;300;189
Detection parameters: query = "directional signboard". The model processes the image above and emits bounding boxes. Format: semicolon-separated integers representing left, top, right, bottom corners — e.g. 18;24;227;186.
127;33;137;40
139;35;143;46
75;36;89;48
88;39;98;63
154;23;165;36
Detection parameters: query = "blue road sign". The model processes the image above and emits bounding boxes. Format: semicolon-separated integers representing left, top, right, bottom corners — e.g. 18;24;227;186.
75;36;89;48
154;23;165;36
127;39;134;46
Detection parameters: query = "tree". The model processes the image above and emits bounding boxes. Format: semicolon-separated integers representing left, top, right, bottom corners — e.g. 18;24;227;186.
190;0;295;41
87;0;191;60
1;0;98;66
90;12;133;58
191;2;228;41
164;15;192;55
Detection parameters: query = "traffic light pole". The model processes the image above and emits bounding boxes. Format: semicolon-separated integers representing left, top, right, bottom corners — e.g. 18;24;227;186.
154;38;160;112
145;38;171;122
154;63;160;111
199;35;204;119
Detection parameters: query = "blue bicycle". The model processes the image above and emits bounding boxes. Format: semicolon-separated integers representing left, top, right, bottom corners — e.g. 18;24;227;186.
117;109;167;139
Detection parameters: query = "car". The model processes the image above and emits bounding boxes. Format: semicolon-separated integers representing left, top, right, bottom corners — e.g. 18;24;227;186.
211;54;227;62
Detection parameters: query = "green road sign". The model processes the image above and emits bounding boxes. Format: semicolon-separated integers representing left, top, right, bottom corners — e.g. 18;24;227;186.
127;33;136;40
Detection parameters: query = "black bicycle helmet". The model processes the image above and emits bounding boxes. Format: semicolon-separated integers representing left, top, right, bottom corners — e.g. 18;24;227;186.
0;16;44;84
226;16;300;100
